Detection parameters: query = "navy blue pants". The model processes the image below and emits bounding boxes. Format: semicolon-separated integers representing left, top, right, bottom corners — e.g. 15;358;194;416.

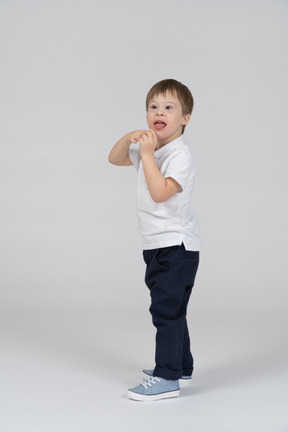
143;244;199;381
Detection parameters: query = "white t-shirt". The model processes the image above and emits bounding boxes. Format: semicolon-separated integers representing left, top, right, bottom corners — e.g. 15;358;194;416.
129;136;201;251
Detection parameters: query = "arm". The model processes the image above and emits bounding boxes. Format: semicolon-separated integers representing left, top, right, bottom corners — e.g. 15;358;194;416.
139;130;181;203
108;130;148;166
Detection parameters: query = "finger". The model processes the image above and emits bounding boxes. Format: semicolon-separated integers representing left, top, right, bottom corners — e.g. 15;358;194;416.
136;133;145;142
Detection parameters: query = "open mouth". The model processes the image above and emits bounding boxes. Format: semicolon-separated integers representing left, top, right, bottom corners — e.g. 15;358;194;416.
154;121;166;130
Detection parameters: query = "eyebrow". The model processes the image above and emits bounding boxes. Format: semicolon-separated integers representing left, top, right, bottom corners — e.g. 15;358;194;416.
150;101;177;105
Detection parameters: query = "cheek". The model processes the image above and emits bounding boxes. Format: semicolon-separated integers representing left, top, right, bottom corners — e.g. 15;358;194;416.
146;115;153;126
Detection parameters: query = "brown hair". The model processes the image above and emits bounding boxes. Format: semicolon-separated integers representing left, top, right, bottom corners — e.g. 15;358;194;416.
146;79;194;133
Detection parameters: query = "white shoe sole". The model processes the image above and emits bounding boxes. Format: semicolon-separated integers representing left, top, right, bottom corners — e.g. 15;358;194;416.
178;377;192;386
143;372;192;387
127;389;180;402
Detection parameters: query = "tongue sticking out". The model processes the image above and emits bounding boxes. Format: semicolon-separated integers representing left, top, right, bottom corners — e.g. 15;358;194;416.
154;122;166;130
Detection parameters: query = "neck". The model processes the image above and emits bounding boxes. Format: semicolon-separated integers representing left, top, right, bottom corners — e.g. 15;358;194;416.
155;132;182;150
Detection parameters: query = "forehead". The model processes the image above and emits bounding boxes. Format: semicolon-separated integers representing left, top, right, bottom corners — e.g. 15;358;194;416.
149;91;180;104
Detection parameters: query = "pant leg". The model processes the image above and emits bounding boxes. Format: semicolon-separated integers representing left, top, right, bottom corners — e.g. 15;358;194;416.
143;244;199;381
181;284;194;376
182;318;194;376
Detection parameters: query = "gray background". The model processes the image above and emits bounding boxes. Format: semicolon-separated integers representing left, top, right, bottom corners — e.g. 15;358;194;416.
0;0;287;431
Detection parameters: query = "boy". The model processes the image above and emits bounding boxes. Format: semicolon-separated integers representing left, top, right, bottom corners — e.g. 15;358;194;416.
108;79;201;401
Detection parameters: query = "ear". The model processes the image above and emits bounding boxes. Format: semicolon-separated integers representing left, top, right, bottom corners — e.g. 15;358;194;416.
182;114;191;126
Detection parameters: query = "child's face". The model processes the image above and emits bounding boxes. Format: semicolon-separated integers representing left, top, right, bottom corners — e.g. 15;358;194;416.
146;92;190;146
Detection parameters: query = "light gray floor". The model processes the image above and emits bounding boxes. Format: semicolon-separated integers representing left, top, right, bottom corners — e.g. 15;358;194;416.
0;306;287;432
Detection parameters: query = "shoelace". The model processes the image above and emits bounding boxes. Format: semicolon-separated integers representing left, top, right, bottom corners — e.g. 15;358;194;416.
141;377;161;390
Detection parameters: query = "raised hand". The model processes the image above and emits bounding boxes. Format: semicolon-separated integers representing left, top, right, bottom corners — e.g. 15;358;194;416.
139;129;159;156
130;130;149;144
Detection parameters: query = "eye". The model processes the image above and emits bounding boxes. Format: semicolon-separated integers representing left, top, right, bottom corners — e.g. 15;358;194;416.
150;105;157;110
166;105;173;110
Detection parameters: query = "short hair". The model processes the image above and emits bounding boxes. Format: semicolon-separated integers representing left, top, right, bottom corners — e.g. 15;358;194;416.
146;79;194;133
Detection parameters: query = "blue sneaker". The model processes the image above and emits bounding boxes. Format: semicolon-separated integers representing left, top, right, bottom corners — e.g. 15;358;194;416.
143;369;192;386
127;376;180;402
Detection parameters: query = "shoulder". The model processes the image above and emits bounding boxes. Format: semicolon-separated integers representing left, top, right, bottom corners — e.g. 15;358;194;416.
129;143;141;170
170;145;194;167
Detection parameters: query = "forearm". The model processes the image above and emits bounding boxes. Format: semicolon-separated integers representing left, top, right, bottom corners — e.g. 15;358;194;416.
108;133;133;166
141;153;179;203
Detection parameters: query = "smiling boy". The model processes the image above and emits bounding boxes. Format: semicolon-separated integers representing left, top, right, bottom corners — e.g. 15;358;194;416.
108;79;201;401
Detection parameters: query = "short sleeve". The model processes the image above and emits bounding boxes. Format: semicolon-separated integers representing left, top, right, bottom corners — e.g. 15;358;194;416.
164;151;194;192
128;143;141;171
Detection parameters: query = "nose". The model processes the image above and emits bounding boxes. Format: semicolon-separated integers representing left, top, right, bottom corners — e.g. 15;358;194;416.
156;107;164;115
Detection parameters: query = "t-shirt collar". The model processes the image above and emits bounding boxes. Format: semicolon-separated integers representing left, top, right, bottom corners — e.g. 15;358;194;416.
154;136;184;159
